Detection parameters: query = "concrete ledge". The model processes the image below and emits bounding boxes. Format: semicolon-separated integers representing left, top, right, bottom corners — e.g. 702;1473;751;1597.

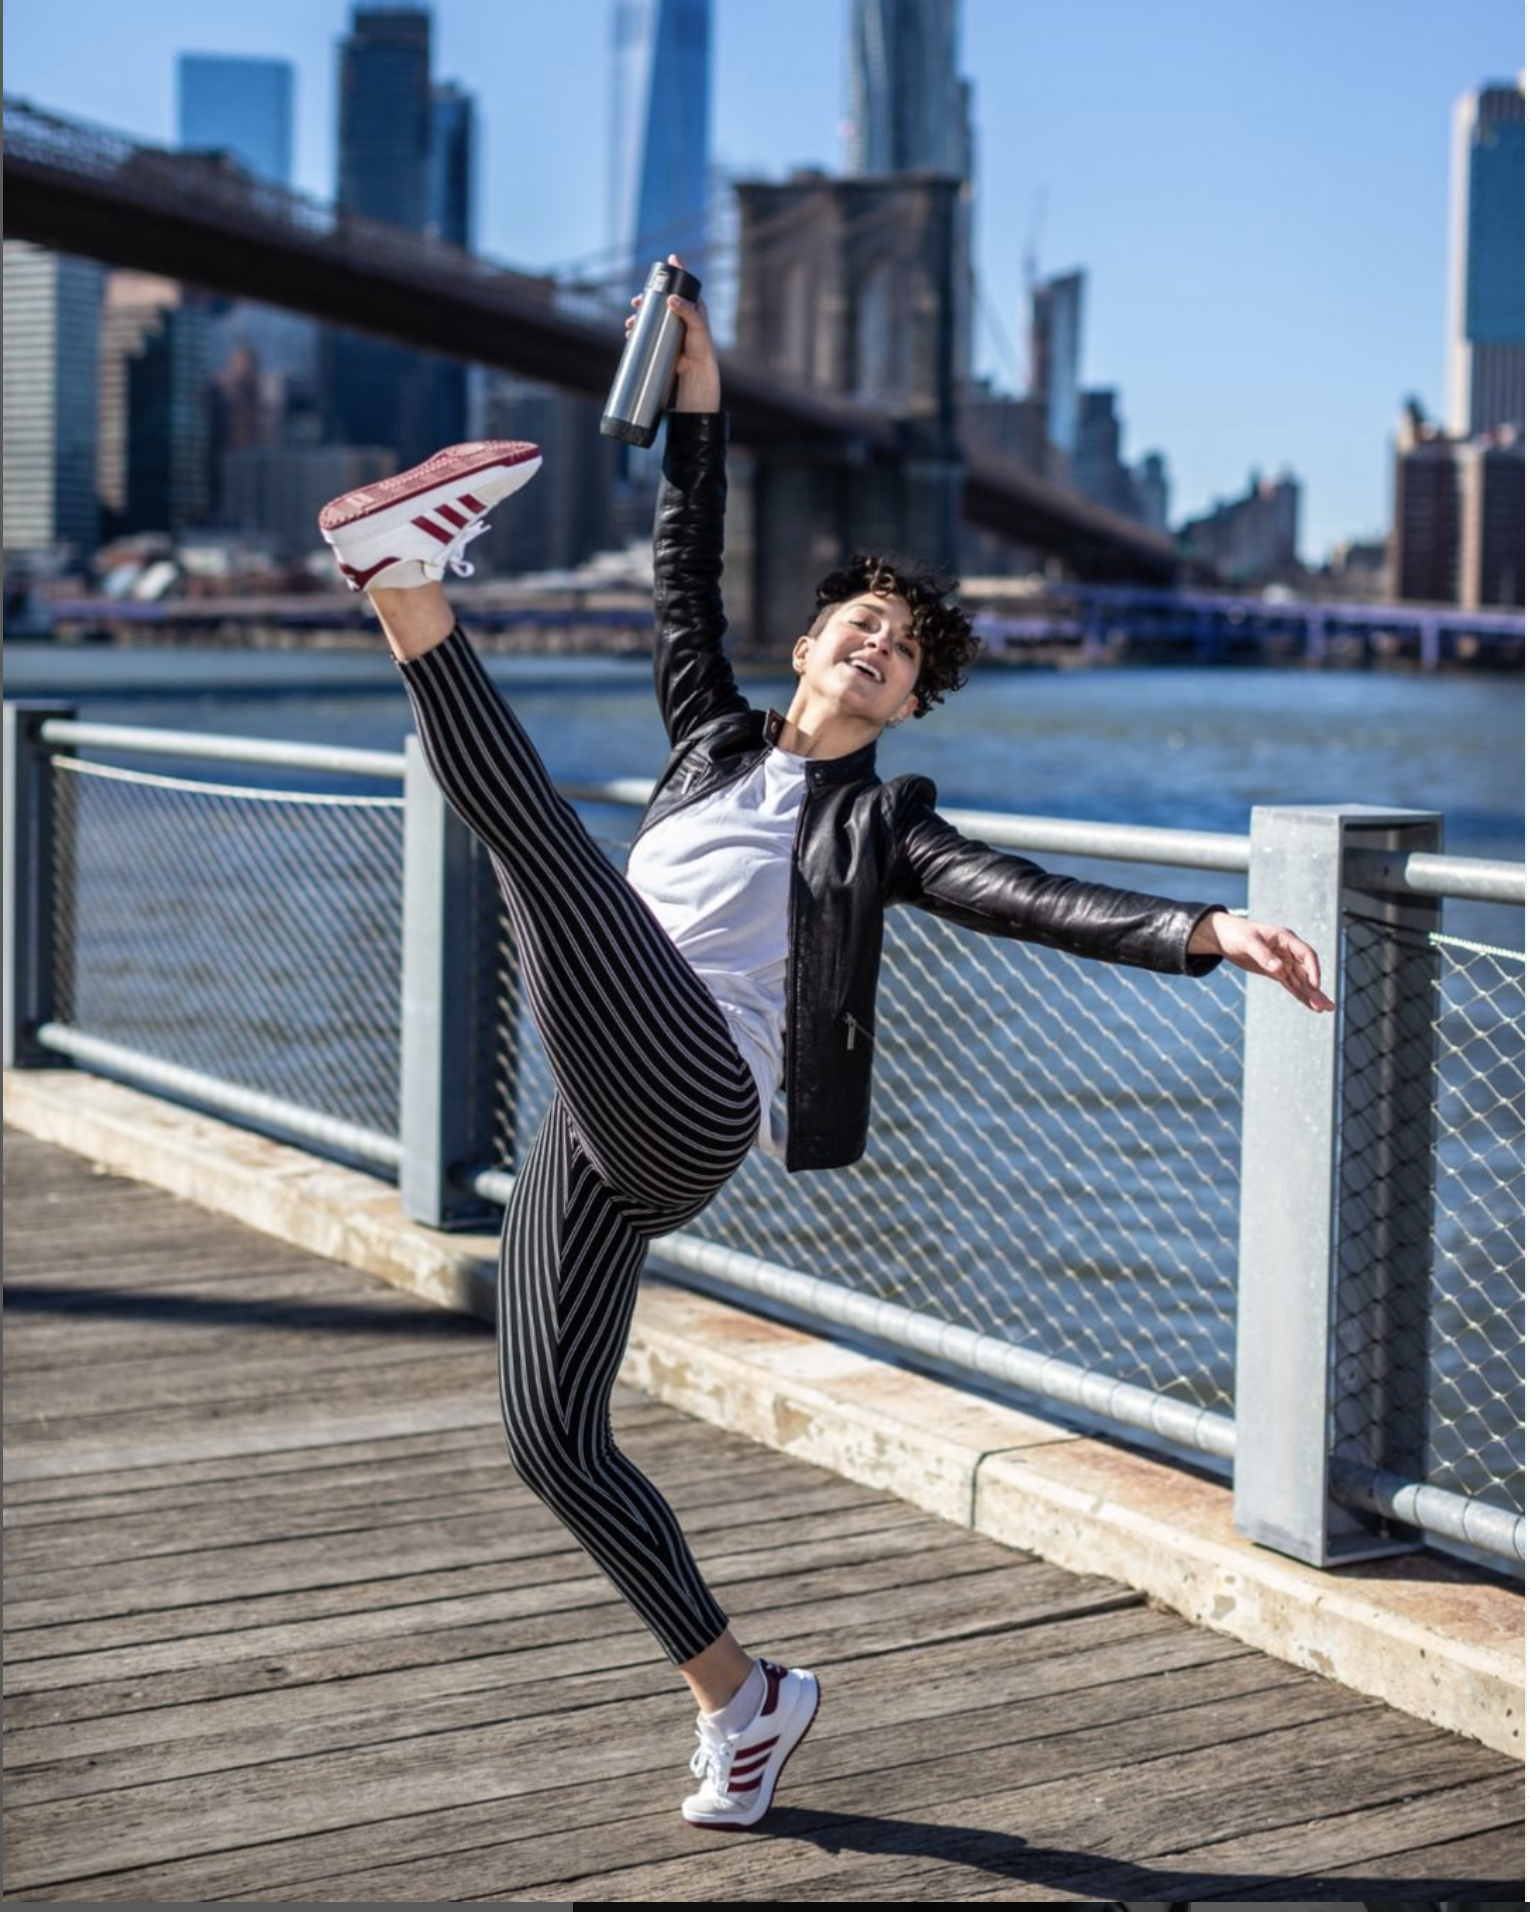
4;1065;1522;1760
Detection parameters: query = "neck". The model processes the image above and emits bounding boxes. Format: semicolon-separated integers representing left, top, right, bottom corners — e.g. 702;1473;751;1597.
776;695;880;761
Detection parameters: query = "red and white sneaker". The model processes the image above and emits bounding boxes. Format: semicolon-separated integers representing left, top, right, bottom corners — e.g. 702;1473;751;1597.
682;1658;821;1831
317;440;542;593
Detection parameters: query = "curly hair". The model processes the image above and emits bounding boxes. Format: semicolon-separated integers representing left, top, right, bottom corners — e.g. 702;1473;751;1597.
809;552;983;720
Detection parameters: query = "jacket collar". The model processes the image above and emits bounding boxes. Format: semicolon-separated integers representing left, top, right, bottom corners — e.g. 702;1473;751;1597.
762;707;880;787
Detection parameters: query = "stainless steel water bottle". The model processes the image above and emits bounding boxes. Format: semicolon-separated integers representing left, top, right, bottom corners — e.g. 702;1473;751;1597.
600;259;702;447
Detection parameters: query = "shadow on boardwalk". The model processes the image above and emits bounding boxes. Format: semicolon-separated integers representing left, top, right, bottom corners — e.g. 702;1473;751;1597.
3;1125;1522;1902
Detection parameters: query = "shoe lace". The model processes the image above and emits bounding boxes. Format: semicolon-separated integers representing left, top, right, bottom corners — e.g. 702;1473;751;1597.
688;1718;735;1794
425;517;490;581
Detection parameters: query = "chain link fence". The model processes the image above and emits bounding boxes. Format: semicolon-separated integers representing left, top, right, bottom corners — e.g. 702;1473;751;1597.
16;720;1523;1565
1334;914;1524;1526
48;754;404;1139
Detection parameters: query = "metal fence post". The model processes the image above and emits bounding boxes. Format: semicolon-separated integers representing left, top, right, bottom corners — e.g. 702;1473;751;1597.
1234;802;1443;1565
4;701;75;1069
397;735;501;1229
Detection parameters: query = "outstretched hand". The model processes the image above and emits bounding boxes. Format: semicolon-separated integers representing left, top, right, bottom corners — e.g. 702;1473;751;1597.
625;252;720;413
1192;910;1336;1012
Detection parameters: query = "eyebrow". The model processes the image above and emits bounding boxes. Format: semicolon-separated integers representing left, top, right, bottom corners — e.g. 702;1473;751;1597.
848;597;919;641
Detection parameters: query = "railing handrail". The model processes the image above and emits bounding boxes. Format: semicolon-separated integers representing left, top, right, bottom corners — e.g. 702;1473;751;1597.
26;709;1529;901
37;718;406;783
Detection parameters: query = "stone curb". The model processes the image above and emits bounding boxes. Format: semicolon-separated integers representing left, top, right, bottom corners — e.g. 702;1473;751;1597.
4;1066;1522;1760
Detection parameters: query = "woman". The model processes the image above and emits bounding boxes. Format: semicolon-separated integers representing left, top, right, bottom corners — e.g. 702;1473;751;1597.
317;266;1334;1832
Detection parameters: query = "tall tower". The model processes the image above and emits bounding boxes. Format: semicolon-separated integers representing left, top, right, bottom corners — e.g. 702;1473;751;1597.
845;0;972;384
177;54;294;184
429;82;476;248
608;0;711;285
1029;269;1085;472
1446;77;1525;436
337;4;433;232
846;0;965;175
329;5;463;463
2;241;104;557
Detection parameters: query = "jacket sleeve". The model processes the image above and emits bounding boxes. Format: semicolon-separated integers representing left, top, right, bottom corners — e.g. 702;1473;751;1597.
887;783;1226;976
651;409;752;751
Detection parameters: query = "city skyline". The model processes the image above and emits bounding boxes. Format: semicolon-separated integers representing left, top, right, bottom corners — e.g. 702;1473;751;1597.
3;0;1523;562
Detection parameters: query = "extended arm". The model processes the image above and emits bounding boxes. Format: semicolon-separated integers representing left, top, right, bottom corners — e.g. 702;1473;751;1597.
640;262;750;750
889;786;1335;1011
890;795;1224;974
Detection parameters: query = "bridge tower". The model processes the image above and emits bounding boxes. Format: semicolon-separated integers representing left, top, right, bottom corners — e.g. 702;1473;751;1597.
729;171;962;649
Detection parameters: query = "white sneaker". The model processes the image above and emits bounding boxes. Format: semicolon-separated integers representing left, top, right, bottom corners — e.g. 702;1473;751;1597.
681;1658;821;1831
317;440;542;592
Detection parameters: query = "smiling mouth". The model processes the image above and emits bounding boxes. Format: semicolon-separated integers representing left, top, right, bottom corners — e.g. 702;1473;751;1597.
846;658;883;683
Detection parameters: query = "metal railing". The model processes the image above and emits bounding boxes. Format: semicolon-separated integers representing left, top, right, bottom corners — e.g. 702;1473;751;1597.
4;698;1523;1575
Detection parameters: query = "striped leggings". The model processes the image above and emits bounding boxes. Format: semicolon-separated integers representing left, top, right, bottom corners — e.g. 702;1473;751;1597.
395;623;760;1665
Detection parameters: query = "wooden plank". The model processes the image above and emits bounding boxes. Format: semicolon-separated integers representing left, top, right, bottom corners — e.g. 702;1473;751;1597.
0;1459;881;1573
2;1502;964;1678
0;1612;1262;1894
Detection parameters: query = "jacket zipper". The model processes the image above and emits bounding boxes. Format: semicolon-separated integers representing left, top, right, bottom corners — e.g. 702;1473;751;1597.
843;1008;876;1051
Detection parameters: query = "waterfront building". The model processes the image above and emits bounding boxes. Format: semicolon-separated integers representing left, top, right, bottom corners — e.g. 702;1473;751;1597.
609;0;711;282
845;0;973;386
1133;451;1171;535
1391;399;1525;608
1179;468;1302;586
328;4;472;464
1457;427;1525;608
1446;78;1525;438
1029;268;1084;474
176;53;294;185
124;303;213;537
99;272;182;534
2;240;104;559
1073;389;1138;519
846;0;965;174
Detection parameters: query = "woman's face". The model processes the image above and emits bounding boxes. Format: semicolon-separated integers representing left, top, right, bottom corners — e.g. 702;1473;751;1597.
793;591;922;728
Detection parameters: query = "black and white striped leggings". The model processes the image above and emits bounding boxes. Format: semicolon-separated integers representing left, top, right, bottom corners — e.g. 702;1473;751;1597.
395;623;760;1665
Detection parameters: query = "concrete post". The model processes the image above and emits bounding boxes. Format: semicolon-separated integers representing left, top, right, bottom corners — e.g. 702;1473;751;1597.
3;702;76;1069
1234;804;1442;1565
397;735;502;1229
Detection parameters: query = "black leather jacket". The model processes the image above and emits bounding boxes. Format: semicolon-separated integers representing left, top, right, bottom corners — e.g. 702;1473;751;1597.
630;409;1226;1173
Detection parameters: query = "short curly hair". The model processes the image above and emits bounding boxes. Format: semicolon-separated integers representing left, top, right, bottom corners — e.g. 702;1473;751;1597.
809;552;983;720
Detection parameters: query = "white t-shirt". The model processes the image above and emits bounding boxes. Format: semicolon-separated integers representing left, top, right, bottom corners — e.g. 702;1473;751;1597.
624;745;810;1159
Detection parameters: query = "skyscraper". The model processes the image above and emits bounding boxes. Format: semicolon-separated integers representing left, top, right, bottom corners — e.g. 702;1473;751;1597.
1446;78;1525;436
338;4;433;232
429;82;475;248
1029;269;1085;472
177;54;294;184
846;1;972;384
846;0;965;175
3;241;104;557
609;0;711;283
329;5;470;463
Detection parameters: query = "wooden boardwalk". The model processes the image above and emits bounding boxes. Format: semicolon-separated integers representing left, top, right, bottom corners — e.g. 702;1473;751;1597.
4;1123;1522;1902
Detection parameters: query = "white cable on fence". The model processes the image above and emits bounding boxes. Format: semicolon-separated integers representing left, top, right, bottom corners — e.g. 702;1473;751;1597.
52;756;404;807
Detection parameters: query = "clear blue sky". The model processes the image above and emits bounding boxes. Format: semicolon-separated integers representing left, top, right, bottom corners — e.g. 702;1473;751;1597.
5;0;1523;561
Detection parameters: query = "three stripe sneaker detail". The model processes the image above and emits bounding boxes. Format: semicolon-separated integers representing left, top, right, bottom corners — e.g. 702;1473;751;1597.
317;440;543;593
682;1658;821;1831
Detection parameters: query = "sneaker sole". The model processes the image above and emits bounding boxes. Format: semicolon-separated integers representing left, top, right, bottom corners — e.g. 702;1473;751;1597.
317;442;542;536
682;1673;822;1832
